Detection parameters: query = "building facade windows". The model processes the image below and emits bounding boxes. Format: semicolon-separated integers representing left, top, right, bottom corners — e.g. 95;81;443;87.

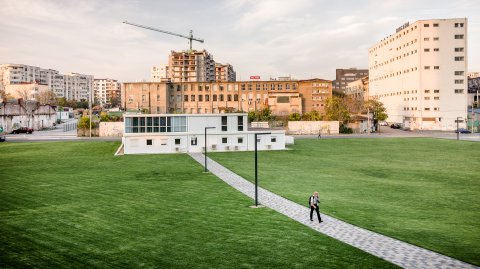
454;34;464;39
125;116;187;133
237;116;244;131
454;56;464;61
221;116;227;131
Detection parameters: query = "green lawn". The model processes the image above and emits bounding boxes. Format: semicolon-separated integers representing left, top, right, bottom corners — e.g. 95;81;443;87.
0;141;397;268
210;138;480;266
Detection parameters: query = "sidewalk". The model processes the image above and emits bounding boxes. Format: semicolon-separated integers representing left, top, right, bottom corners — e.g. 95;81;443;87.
188;152;477;269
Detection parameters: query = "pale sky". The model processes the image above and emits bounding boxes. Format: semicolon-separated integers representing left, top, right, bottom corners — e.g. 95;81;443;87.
1;0;479;82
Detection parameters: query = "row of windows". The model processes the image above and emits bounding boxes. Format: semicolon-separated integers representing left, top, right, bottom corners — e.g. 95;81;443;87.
171;83;300;92
184;94;240;102
146;136;278;147
373;89;464;100
125;116;187;133
403;107;440;111
370;22;465;52
371;68;465;82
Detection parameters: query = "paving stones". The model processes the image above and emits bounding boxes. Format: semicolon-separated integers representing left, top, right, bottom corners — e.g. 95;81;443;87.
189;152;478;269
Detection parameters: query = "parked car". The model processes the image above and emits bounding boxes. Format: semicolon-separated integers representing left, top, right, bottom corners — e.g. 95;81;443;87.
0;135;5;142
11;127;33;134
379;121;388;126
455;128;471;134
390;123;402;129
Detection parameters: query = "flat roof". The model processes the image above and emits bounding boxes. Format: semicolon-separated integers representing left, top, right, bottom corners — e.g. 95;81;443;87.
124;113;248;117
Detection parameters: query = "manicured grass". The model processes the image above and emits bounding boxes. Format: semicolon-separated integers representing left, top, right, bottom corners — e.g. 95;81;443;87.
210;138;480;266
0;141;397;268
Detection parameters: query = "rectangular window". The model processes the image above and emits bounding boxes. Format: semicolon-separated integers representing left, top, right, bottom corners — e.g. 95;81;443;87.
425;108;430;111
221;116;227;131
241;84;245;91
198;95;203;102
454;71;464;75
455;80;464;84
454;89;464;94
238;137;243;144
424;90;430;93
434;66;440;70
191;95;195;101
424;66;430;70
434;97;440;100
237;116;244;131
454;57;464;61
227;94;232;101
434;48;439;51
455;47;464;52
424;48;430;52
424;24;429;27
455;34;464;39
424;97;430;100
205;95;210;101
175;138;181;145
146;139;152;146
213;95;217;101
434;89;440;93
222;137;228;144
433;37;439;41
433;23;439;27
271;137;277;143
234;94;238;101
424;37;429;41
455;23;464;28
191;137;197;145
198;85;203;91
184;95;188;102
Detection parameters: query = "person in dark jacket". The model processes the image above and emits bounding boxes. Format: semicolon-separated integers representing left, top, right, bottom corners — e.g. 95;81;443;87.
309;191;323;223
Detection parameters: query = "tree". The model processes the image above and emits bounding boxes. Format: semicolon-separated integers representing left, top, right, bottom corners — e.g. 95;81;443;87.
57;97;69;107
302;110;322;121
324;96;350;123
36;91;57;105
78;116;96;129
288;112;301;121
365;99;388;132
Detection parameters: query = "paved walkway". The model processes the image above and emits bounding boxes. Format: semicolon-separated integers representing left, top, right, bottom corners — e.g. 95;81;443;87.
188;152;477;269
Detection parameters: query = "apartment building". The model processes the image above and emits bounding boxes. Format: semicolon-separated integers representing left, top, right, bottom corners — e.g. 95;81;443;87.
151;65;170;82
94;78;121;106
168;50;215;82
368;18;468;130
345;76;369;101
122;79;332;116
332;68;368;94
215;63;236;82
0;64;93;102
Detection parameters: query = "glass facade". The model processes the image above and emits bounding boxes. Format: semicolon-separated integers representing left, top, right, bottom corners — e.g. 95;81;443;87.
125;116;187;133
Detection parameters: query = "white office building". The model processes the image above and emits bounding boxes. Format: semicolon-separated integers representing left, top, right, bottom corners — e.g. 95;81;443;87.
122;113;288;154
368;18;468;130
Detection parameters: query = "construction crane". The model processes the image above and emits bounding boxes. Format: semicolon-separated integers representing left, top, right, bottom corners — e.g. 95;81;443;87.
123;21;204;50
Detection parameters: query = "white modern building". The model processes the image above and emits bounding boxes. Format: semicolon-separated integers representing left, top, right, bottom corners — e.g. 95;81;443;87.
122;113;288;154
0;64;93;102
368;18;468;130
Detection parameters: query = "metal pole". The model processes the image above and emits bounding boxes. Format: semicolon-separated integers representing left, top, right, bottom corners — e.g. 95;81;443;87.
255;133;258;206
457;117;460;140
204;127;208;173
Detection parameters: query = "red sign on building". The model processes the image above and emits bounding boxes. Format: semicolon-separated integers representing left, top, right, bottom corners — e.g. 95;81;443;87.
250;76;260;80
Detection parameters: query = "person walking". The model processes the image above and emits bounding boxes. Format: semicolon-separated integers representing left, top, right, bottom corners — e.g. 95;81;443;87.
309;191;323;223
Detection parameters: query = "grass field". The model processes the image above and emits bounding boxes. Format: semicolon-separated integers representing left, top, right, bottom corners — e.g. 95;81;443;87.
210;138;480;266
0;141;397;268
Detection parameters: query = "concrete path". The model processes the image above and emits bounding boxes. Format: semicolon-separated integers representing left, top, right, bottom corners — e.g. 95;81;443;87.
188;152;478;269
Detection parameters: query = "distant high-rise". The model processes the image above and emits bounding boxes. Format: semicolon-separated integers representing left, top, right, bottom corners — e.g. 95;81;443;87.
0;63;93;102
369;18;468;130
332;68;368;94
152;50;236;83
93;78;121;106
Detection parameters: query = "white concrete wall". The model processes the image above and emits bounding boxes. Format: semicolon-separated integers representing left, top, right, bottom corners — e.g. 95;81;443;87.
99;122;124;137
287;121;339;135
123;131;286;154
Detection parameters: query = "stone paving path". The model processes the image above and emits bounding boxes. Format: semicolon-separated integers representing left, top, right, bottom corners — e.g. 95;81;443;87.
188;152;478;269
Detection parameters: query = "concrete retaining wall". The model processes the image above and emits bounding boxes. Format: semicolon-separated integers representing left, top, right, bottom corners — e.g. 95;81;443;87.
287;121;339;135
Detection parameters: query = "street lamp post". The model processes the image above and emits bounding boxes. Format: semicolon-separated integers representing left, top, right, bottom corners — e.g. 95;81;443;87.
254;132;271;207
204;127;215;172
456;117;462;141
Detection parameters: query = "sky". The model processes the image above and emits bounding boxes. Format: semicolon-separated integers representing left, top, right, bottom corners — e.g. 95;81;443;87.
0;0;479;82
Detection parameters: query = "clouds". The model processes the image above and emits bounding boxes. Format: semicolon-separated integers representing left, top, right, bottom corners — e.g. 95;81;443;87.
0;0;479;82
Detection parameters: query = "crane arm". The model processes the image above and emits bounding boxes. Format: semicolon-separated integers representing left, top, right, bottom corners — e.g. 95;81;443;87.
123;21;204;43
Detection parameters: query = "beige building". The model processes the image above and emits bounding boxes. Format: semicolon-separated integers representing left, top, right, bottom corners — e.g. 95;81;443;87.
215;63;236;82
151;65;170;82
345;76;369;101
94;78;121;106
5;83;49;101
122;79;331;116
369;18;468;130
